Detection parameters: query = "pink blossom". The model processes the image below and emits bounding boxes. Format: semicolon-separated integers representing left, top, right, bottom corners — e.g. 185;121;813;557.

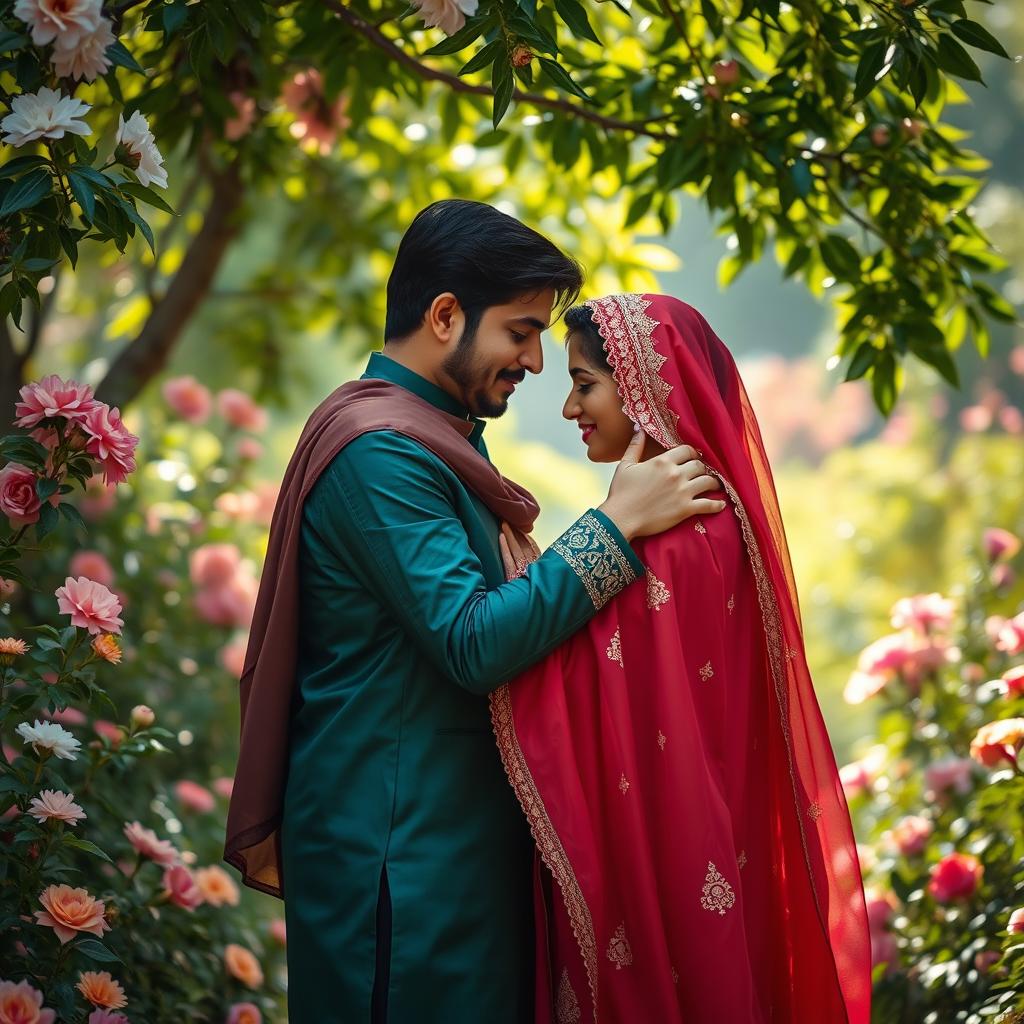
88;1011;129;1024
889;815;932;857
27;789;87;825
51;15;114;81
281;69;351;155
991;564;1016;592
858;633;914;676
236;437;264;461
45;706;87;727
0;463;42;526
215;490;261;522
870;929;898;976
890;593;955;636
996;613;1024;656
216;389;268;432
93;720;122;747
225;92;257;141
1003;665;1024;699
928;852;983;904
864;889;896;931
13;0;101;46
1000;406;1024;434
1009;908;1024;933
219;637;248;678
984;527;1021;564
839;761;872;799
190;543;241;588
268;917;287;945
924;757;975;800
162;863;203;911
70;551;115;588
213;776;234;799
227;1002;262;1024
959;405;992;433
0;977;57;1024
55;576;123;635
14;374;96;428
123;821;179;866
79;403;138;485
194;571;258;629
162;375;212;424
174;780;215;814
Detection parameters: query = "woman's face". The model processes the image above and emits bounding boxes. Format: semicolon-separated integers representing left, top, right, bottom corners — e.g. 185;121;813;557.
562;334;637;463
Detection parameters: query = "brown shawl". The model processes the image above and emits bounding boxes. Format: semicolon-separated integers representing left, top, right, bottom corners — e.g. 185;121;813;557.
223;377;540;898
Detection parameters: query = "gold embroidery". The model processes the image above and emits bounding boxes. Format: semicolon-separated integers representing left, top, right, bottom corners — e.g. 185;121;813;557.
727;593;735;614
606;923;633;969
657;730;666;751
700;861;736;916
556;969;581;1024
671;966;680;985
553;511;638;611
787;646;799;660
606;627;623;666
618;773;630;795
699;660;714;681
807;802;823;821
737;850;747;869
694;520;707;535
645;571;670;611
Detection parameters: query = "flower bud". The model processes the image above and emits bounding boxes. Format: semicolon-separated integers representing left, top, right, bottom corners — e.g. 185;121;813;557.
130;704;155;729
511;45;533;68
870;124;892;147
712;60;739;87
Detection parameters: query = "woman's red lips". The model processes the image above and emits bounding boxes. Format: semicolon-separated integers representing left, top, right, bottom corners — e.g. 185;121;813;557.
580;424;595;442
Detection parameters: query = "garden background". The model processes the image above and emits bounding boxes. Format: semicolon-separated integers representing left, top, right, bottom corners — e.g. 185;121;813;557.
0;0;1022;1020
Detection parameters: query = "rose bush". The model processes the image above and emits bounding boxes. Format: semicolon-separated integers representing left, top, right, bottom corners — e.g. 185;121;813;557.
0;377;285;1022
841;530;1024;1022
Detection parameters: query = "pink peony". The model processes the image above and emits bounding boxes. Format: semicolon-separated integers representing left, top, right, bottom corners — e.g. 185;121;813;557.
123;820;179;866
890;815;932;857
13;0;101;46
839;761;873;800
55;576;123;635
190;543;241;588
69;550;115;588
0;977;57;1024
162;863;203;910
51;15;114;81
924;757;975;799
14;374;96;428
890;593;955;636
928;852;983;904
216;389;268;432
1009;908;1024;933
174;780;215;814
227;1003;262;1024
213;776;234;799
983;527;1021;564
162;375;212;424
236;437;264;461
268;917;287;945
0;463;42;526
225;92;257;141
219;637;248;678
79;403;138;486
27;789;87;825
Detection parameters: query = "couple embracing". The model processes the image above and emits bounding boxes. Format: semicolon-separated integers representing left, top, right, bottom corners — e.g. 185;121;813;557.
224;200;871;1023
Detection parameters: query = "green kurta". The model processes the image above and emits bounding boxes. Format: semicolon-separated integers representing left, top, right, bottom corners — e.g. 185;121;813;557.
280;353;643;1022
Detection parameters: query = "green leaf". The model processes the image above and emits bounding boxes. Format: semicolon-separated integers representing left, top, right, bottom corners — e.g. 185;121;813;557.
0;156;49;180
67;170;97;224
116;181;173;215
0;170;52;218
20;257;56;272
790;158;813;199
162;0;189;34
35;476;59;502
107;40;144;74
492;55;515;128
912;343;960;387
35;501;58;541
57;503;88;534
853;41;886;101
934;34;983;82
424;17;491;56
68;165;115;192
819;234;861;281
537;57;590;100
554;0;601;43
62;836;114;863
117;198;156;254
624;192;653;228
0;30;30;55
870;350;898;415
950;18;1009;59
74;938;123;964
458;39;502;76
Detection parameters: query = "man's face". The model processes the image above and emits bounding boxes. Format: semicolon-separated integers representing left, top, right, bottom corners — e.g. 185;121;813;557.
440;289;554;418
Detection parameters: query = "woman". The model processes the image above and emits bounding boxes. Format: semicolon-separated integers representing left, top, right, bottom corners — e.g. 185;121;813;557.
491;294;870;1023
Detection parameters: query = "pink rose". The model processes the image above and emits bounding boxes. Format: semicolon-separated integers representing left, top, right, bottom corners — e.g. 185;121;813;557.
924;757;975;799
890;815;932;857
928;852;983;904
1003;666;1024;699
123;820;179;866
190;544;241;588
216;389;268;432
0;978;57;1024
984;527;1021;563
79;403;139;485
213;776;234;799
14;374;96;428
1009;908;1024;933
839;761;873;800
227;1002;262;1024
236;437;264;461
162;375;212;424
0;463;42;526
69;551;115;588
219;637;248;677
174;780;215;814
268;917;287;945
55;576;124;635
890;593;955;636
870;929;898;976
162;863;204;910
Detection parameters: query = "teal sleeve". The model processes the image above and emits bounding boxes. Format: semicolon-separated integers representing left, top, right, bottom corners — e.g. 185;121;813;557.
306;431;644;695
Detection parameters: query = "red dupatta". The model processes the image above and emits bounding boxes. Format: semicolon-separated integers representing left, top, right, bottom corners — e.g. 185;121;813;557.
491;294;870;1023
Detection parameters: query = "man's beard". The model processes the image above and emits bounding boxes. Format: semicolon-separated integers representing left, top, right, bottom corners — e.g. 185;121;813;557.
441;321;524;418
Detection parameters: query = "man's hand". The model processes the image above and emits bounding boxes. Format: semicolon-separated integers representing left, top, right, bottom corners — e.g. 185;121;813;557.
597;427;726;541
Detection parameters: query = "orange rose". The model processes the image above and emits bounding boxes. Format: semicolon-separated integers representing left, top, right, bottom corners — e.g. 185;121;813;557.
77;970;127;1009
33;884;110;944
0;978;56;1023
970;718;1024;767
224;944;263;989
195;865;240;907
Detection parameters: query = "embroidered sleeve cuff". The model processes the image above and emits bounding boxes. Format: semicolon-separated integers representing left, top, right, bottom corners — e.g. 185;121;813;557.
552;508;645;610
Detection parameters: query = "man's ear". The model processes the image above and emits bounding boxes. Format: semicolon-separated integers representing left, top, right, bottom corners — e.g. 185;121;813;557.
428;292;462;345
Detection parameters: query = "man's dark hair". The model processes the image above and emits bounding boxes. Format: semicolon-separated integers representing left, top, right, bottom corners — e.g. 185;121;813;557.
384;200;584;341
564;303;611;372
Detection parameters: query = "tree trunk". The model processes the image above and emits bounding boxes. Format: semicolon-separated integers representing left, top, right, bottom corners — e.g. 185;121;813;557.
95;161;244;411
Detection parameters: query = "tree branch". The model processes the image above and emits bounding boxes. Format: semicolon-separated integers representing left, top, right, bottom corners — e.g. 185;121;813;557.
326;1;676;141
94;162;245;411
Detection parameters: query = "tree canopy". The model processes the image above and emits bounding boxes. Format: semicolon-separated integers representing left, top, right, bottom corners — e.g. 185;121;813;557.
0;0;1016;415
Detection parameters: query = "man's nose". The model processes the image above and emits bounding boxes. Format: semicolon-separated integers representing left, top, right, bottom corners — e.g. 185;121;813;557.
519;337;543;375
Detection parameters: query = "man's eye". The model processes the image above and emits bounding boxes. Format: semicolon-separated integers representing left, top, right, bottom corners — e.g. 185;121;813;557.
510;331;527;343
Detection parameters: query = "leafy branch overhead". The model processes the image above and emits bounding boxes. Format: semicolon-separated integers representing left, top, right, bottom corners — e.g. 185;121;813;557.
0;0;1017;416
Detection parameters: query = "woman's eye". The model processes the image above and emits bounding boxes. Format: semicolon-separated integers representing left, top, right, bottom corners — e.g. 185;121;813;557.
578;383;593;395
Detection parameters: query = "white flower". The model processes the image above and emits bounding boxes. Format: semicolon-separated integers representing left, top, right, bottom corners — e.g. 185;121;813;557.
0;87;92;147
412;0;478;36
14;0;101;47
116;111;168;190
51;16;115;82
16;719;81;761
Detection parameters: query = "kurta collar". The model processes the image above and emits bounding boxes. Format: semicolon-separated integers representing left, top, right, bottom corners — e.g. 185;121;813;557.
362;352;486;445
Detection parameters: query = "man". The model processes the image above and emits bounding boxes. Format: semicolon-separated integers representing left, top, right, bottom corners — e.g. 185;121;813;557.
224;200;724;1022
